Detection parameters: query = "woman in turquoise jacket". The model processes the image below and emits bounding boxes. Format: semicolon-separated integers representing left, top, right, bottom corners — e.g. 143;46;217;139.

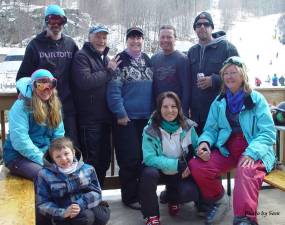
189;56;276;225
140;91;200;225
3;69;64;180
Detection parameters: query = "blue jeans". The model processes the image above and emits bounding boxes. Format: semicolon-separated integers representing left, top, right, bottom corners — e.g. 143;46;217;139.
6;155;42;180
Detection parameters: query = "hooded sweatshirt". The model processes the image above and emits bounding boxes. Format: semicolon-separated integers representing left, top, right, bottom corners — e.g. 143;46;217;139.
187;31;239;124
16;30;79;114
36;150;102;220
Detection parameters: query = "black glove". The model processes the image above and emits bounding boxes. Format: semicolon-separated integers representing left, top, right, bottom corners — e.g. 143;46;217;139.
177;159;187;173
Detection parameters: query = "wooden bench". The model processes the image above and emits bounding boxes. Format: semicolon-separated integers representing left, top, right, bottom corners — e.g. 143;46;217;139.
0;165;35;225
264;167;285;191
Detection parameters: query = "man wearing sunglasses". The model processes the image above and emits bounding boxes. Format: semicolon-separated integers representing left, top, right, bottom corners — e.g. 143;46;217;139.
16;4;79;147
188;11;239;135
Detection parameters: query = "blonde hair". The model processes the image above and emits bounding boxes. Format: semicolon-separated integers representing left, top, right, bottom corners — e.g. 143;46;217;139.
220;63;252;94
31;89;62;128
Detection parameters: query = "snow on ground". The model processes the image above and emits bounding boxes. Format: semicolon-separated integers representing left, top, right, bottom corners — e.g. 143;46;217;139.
175;13;284;86
228;14;285;86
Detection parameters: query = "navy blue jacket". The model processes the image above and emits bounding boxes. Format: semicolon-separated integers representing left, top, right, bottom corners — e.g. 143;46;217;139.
71;42;112;125
188;31;238;125
16;31;78;115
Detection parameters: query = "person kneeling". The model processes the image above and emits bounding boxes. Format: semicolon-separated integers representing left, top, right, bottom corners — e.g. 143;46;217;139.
36;137;110;225
139;92;199;225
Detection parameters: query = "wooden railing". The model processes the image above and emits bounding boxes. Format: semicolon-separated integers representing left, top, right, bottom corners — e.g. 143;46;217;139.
1;87;285;189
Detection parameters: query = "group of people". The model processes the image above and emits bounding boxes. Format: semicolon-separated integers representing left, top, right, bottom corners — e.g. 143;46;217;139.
2;5;277;225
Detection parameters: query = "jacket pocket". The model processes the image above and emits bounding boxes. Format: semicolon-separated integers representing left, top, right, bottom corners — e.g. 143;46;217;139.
50;182;67;197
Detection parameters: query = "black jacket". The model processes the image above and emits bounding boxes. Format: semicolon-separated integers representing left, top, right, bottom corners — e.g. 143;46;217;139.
16;30;79;114
188;31;239;124
71;42;112;125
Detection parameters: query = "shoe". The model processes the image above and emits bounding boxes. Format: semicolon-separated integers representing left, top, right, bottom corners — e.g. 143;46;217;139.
168;203;180;216
205;193;230;225
159;189;168;204
125;202;141;210
145;216;161;225
233;216;256;225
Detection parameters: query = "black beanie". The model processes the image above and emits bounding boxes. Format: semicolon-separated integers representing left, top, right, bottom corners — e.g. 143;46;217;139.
193;11;214;30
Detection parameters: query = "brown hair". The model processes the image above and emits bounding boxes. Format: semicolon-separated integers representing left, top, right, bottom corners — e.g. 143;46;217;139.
48;137;75;157
31;89;62;128
220;63;252;94
159;25;177;38
152;91;186;129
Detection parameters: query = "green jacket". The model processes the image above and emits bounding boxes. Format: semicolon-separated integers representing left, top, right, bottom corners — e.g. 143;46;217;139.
142;118;198;173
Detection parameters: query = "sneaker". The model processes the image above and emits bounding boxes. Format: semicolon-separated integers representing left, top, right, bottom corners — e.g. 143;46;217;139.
146;216;161;225
168;203;180;216
205;193;230;224
233;216;256;225
159;189;168;204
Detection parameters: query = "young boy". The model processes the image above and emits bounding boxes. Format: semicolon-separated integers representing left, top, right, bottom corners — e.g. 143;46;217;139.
35;137;110;225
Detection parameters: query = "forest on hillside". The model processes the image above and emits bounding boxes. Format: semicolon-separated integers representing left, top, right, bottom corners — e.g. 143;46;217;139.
1;0;285;51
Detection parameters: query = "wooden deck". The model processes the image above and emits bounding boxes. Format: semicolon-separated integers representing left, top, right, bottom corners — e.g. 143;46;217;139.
0;165;35;225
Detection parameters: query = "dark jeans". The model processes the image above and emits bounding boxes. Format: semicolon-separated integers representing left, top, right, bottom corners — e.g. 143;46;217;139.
113;119;147;204
79;123;112;187
6;155;42;180
139;167;199;217
37;206;110;225
64;115;80;148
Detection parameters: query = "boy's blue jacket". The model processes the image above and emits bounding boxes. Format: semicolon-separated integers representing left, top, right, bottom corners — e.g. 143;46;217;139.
199;90;276;172
36;150;102;220
142;118;198;173
3;77;64;166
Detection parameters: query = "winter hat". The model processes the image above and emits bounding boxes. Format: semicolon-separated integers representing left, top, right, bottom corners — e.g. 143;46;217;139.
45;4;65;17
31;69;54;82
193;11;214;30
45;5;67;24
126;27;144;39
89;24;109;34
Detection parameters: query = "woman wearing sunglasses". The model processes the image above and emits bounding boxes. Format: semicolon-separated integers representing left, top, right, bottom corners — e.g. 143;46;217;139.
189;56;276;225
3;69;64;180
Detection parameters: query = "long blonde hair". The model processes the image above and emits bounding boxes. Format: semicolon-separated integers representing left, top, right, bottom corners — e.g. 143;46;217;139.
31;89;62;128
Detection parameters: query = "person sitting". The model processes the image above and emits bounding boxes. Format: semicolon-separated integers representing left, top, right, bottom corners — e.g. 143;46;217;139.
3;69;64;180
139;91;200;225
189;56;276;225
36;137;110;225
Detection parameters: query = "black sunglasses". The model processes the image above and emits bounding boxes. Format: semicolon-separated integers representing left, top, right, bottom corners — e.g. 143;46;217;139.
195;22;211;28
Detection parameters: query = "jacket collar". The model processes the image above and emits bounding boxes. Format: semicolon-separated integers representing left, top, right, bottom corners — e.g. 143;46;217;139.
217;92;255;110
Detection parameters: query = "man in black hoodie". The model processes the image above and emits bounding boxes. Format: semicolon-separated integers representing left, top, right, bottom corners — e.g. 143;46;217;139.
71;25;121;187
16;4;79;147
188;11;239;135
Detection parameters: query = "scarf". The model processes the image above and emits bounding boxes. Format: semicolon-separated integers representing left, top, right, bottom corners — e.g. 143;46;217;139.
126;48;141;61
226;89;245;114
57;161;78;175
161;119;180;134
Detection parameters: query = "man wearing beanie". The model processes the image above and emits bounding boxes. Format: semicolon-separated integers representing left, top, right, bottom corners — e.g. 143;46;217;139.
72;25;121;187
16;5;79;147
188;11;238;135
188;11;239;225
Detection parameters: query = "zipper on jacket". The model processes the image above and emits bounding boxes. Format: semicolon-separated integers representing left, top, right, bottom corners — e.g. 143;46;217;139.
251;116;255;135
